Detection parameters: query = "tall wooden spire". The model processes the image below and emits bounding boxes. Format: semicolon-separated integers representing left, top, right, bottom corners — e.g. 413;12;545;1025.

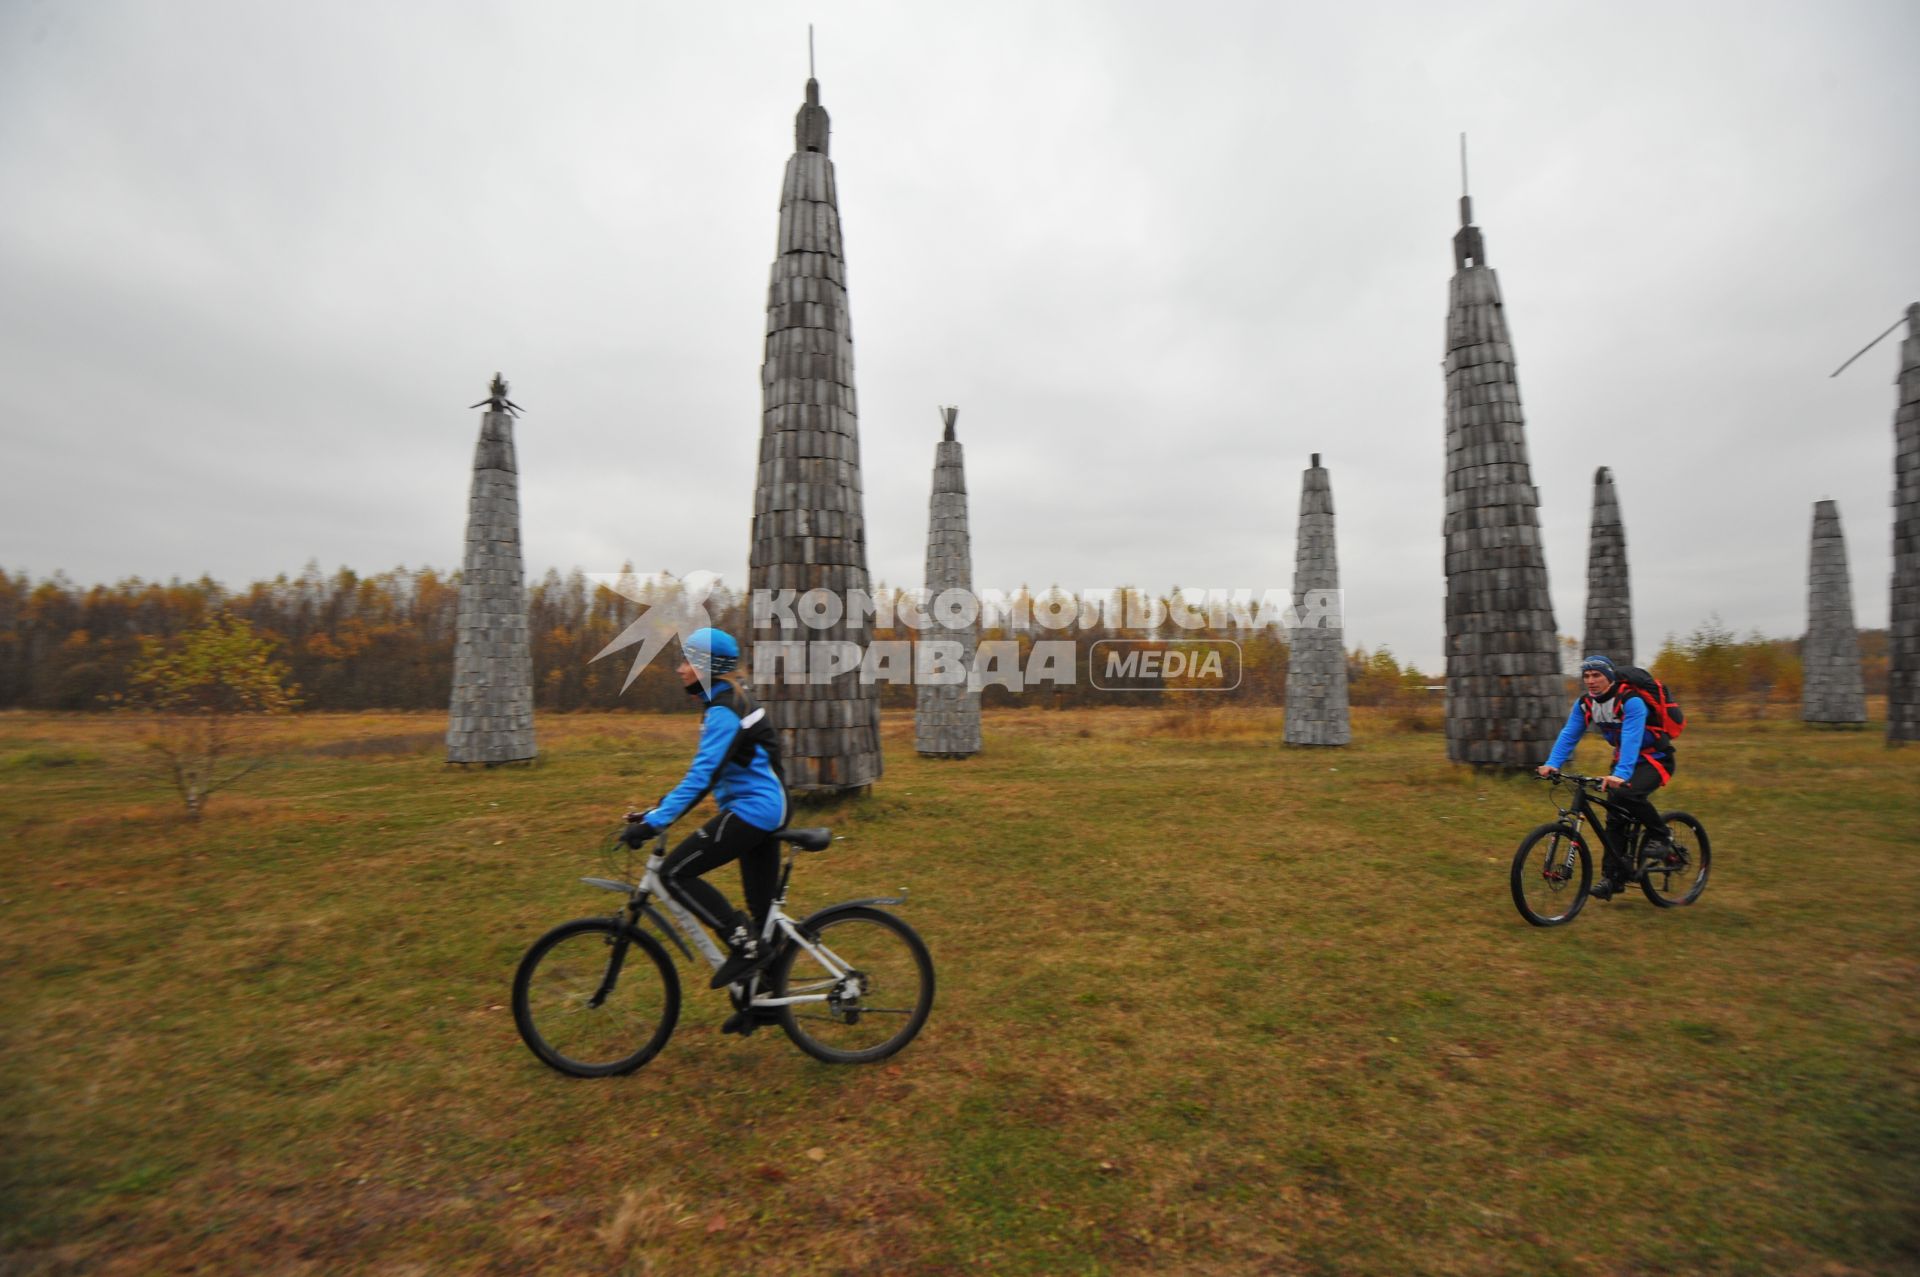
1284;454;1350;746
1582;466;1634;668
447;374;536;765
1804;500;1867;725
916;407;981;757
747;73;882;791
1889;304;1920;742
1441;171;1563;768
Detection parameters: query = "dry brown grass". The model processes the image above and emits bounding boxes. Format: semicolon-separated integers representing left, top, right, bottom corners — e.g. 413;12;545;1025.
0;706;1915;1274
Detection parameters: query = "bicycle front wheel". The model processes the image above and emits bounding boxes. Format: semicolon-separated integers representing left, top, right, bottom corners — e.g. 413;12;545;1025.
1640;813;1711;907
1511;822;1591;927
512;918;680;1077
773;906;934;1064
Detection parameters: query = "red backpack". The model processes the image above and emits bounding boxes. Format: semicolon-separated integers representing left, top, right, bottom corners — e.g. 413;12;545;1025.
1609;666;1687;742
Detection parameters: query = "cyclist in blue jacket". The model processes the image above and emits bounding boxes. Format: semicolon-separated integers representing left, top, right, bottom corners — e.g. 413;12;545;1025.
1536;654;1676;900
621;628;790;1005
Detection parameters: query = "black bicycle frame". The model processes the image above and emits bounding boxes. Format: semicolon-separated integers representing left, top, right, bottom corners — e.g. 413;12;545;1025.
1559;780;1645;873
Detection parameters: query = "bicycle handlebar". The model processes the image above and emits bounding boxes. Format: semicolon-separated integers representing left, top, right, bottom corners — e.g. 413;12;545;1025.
1537;771;1613;790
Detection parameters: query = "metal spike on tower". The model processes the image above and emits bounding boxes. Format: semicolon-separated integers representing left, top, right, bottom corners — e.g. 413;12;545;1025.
1284;453;1350;746
447;374;536;765
916;406;982;757
1440;142;1563;768
746;65;882;791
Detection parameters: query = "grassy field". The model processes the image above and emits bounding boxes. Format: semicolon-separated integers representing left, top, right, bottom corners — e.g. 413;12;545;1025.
1;704;1916;1275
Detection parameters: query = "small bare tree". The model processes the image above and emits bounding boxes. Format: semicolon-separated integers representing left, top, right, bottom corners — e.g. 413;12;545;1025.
128;615;298;818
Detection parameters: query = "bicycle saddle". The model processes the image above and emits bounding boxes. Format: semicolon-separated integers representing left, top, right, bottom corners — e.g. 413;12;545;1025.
777;827;832;852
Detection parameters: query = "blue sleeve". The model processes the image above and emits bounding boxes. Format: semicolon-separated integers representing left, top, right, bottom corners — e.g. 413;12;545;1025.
645;705;740;828
1544;702;1586;770
1613;696;1647;781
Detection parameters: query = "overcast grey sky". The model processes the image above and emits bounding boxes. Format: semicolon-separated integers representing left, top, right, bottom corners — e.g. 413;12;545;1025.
3;0;1915;672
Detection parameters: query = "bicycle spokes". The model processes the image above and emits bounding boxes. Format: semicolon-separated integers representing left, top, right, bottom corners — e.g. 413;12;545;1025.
1512;825;1591;927
772;911;933;1062
513;920;680;1076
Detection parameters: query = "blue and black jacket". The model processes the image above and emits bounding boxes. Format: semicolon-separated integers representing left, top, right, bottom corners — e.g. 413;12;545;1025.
642;680;789;833
1545;683;1675;783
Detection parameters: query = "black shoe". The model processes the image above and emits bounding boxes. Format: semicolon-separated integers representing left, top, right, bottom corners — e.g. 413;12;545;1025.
720;1008;759;1036
1641;839;1676;868
1590;878;1617;901
710;933;778;990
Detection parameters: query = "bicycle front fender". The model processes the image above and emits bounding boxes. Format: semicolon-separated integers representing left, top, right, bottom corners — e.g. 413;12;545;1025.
582;877;696;961
814;894;907;912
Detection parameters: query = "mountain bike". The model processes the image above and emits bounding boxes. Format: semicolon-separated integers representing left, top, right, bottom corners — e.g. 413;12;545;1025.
1509;772;1711;927
512;826;934;1076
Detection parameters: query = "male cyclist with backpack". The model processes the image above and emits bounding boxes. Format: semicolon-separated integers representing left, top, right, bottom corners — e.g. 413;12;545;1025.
619;628;790;1022
1536;654;1677;900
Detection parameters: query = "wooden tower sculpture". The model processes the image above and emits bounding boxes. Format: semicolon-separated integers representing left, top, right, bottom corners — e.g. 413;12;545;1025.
915;406;982;757
1441;149;1562;768
1284;454;1350;746
1582;466;1634;668
1890;305;1920;742
1803;500;1867;725
447;374;536;765
746;70;882;792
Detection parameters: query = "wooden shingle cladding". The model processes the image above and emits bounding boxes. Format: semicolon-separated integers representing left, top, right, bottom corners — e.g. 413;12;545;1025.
448;403;536;764
746;79;882;792
1582;466;1635;670
1442;206;1563;768
1285;456;1350;746
1804;500;1867;724
916;408;982;757
1890;306;1920;742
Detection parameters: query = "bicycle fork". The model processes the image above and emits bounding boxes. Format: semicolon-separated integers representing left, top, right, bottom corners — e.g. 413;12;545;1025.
1556;833;1579;880
588;933;630;1009
1539;824;1581;884
584;894;659;1009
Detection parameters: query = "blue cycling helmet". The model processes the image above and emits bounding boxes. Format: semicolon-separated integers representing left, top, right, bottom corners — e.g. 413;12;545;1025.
682;627;741;676
1579;654;1616;678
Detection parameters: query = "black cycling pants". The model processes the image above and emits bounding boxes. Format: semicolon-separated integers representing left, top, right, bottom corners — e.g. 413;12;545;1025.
1606;757;1674;849
661;811;780;941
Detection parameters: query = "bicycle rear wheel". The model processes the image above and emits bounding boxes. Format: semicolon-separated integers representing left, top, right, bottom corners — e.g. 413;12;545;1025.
772;906;934;1064
1640;813;1711;907
1511;823;1591;926
512;918;680;1076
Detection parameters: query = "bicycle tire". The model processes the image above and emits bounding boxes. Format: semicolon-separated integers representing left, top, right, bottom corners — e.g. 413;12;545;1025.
1510;822;1591;927
512;917;680;1077
772;906;934;1064
1640;812;1711;908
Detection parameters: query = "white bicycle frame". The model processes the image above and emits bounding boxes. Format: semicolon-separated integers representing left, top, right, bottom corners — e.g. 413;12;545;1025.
582;843;898;1012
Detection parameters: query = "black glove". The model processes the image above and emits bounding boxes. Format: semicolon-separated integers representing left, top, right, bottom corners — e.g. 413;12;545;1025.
620;817;662;848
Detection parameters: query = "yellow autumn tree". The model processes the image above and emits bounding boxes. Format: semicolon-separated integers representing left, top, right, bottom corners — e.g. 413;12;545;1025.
128;614;298;818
